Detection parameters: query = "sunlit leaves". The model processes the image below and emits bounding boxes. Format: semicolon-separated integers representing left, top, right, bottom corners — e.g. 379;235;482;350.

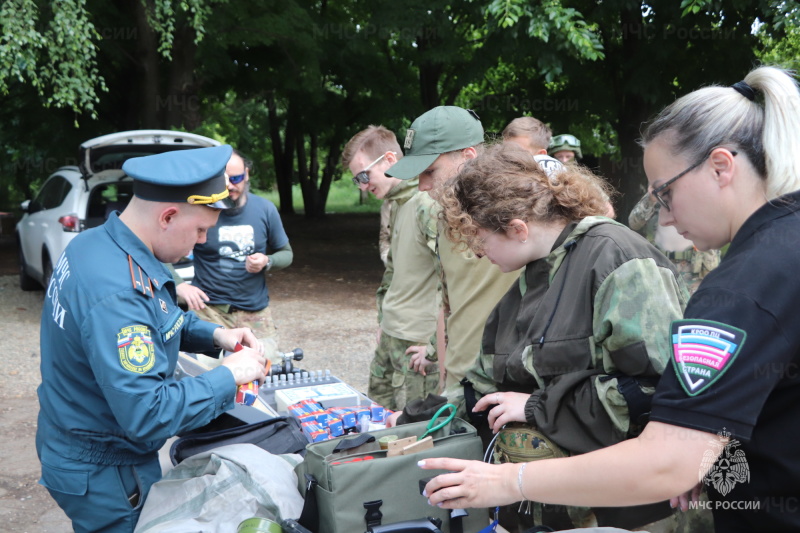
680;0;709;17
484;0;604;82
141;0;216;58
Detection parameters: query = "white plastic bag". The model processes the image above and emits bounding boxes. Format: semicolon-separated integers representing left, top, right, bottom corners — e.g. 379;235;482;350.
135;443;304;532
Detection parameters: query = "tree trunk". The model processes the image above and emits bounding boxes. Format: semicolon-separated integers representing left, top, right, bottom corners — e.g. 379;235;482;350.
319;142;340;214
268;94;296;215
132;0;160;128
417;25;443;110
307;133;325;218
295;134;313;218
610;7;652;223
164;26;199;130
296;133;326;219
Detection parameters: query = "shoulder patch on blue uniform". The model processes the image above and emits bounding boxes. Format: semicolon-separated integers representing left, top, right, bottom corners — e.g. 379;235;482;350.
118;325;156;374
670;319;746;397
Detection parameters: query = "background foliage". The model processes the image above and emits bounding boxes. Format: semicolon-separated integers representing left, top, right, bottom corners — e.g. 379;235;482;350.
1;0;798;219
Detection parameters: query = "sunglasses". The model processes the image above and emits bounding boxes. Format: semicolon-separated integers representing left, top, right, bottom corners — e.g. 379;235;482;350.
226;172;246;185
352;152;396;186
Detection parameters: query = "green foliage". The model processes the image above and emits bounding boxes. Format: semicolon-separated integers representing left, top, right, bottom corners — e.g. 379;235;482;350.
0;0;46;92
142;0;216;58
756;2;800;70
486;0;526;28
680;0;708;17
1;0;798;219
0;0;107;118
484;0;605;84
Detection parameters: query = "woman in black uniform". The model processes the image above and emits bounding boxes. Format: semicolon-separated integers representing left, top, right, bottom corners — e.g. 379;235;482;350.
421;65;800;532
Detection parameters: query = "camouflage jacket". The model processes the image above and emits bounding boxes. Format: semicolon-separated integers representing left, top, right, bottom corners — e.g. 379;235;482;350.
628;193;721;293
466;217;690;454
375;178;439;333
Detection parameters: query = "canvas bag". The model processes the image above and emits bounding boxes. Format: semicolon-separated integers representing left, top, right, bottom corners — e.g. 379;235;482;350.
294;417;488;533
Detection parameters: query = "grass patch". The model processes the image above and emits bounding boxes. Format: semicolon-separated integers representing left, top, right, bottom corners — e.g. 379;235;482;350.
256;179;383;214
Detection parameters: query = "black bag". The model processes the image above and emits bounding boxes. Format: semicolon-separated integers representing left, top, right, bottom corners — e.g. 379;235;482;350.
170;415;308;465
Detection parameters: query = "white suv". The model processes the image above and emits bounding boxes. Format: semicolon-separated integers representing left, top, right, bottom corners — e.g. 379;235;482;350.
16;130;220;290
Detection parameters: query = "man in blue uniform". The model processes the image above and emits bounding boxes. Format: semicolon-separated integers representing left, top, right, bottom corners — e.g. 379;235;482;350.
36;144;268;532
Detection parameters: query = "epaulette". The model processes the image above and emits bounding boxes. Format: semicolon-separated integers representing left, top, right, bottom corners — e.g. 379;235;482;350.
128;255;154;298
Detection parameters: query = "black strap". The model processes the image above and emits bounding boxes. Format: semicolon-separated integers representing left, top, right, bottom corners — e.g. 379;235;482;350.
332;433;375;452
364;500;383;529
297;474;319;532
450;508;467;533
460;378;488;427
613;374;659;425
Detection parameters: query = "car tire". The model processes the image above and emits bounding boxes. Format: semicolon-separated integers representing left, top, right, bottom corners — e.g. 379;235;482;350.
18;241;41;291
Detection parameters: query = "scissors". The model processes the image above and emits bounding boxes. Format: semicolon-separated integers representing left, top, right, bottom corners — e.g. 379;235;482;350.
418;403;456;441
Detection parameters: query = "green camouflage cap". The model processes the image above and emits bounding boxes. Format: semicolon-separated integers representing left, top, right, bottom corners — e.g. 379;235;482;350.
386;106;484;180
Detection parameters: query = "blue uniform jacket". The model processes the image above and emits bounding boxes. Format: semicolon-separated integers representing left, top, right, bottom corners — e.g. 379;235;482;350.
37;213;237;466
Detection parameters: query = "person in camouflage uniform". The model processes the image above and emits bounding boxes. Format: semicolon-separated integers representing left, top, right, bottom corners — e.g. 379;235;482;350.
432;143;705;531
628;192;720;293
378;199;391;266
385;107;523;394
342;126;440;411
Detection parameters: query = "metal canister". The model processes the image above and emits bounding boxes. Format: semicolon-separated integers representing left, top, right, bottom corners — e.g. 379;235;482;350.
237;517;282;533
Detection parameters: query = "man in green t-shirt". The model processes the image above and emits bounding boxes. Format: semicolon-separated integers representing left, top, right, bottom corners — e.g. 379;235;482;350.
386;107;521;393
342;126;440;410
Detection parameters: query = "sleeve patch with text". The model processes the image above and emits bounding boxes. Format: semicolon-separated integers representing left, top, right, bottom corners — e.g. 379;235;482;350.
117;325;156;374
671;319;746;397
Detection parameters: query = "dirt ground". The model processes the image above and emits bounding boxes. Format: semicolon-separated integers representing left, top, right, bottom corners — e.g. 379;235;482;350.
0;212;385;532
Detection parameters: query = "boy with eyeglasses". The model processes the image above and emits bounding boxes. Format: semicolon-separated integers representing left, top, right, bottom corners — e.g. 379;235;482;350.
342;125;441;410
176;149;293;360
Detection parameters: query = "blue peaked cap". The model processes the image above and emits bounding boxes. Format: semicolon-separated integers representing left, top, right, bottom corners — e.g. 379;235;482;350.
123;144;235;209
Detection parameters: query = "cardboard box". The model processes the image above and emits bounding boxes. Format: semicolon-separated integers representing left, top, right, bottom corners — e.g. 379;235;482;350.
275;382;361;412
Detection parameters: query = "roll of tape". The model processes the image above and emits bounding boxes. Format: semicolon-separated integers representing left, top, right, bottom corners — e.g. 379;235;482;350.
237;517;282;533
379;434;399;450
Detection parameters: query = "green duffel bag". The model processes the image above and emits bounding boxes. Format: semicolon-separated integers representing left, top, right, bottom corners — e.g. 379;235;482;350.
294;416;489;533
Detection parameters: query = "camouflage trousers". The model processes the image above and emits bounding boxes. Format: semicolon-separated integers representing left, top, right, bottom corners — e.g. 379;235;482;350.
367;331;439;411
193;304;279;368
672;249;721;294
